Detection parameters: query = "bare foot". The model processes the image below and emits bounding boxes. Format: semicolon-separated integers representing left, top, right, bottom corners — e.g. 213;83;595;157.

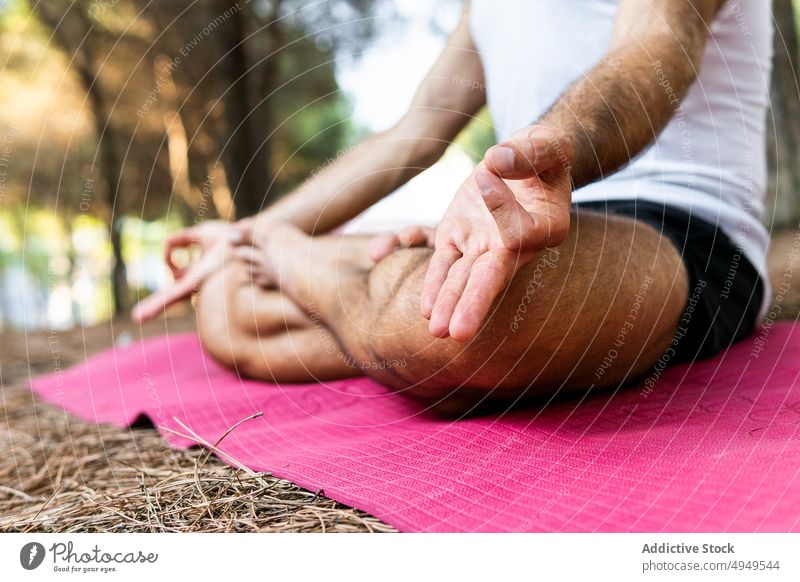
248;224;373;310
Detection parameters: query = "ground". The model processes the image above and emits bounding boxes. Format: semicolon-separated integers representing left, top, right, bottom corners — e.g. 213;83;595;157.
0;310;393;532
1;228;798;532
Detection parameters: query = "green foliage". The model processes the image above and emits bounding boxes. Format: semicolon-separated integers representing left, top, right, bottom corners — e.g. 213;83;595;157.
454;107;496;163
795;0;800;30
268;22;358;193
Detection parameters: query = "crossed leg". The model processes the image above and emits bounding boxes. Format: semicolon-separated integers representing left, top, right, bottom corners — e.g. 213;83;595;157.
197;208;689;414
197;235;387;382
197;259;361;383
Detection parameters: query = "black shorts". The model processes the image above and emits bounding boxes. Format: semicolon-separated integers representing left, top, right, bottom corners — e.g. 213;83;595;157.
574;199;765;364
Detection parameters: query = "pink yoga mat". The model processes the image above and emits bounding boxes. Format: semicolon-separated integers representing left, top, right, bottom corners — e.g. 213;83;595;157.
30;322;800;532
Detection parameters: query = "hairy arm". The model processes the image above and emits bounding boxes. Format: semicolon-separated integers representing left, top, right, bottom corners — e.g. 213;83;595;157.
417;0;728;341
534;0;727;187
256;2;486;234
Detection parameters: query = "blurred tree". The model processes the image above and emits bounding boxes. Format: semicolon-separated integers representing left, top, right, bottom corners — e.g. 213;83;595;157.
454;108;496;163
134;0;384;218
767;0;800;227
29;0;385;312
33;1;135;314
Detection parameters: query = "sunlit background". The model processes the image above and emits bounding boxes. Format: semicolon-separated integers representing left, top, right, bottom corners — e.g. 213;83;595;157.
0;0;493;330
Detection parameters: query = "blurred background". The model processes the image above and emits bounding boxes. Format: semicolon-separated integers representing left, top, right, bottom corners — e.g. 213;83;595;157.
0;0;797;332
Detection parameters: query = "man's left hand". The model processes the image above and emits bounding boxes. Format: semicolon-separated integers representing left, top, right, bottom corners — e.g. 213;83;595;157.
421;125;574;342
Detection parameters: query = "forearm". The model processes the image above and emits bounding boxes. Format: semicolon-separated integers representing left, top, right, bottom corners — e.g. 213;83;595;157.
253;1;483;235
254;112;450;234
540;45;697;188
538;0;723;188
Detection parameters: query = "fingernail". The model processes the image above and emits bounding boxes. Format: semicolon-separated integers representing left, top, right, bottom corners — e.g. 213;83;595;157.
474;169;495;195
421;296;433;318
491;146;515;173
227;231;242;244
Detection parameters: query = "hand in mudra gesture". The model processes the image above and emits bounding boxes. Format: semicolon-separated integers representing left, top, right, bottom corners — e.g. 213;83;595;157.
421;125;573;342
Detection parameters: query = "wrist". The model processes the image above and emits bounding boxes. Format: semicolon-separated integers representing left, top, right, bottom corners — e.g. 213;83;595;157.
248;212;287;232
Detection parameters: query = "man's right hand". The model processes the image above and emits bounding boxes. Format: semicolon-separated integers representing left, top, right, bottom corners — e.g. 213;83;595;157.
161;220;231;280
131;220;249;322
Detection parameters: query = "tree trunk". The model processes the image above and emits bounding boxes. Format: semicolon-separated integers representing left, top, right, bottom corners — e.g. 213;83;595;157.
33;1;129;314
767;0;800;227
155;55;205;224
213;0;274;219
85;76;129;315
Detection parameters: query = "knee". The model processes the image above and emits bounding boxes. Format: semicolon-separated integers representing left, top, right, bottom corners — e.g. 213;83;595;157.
196;263;246;370
355;249;564;412
196;265;306;380
354;250;516;402
196;282;266;378
351;248;436;373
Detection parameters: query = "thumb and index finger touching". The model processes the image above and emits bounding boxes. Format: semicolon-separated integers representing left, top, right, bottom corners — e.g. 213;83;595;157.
484;126;573;181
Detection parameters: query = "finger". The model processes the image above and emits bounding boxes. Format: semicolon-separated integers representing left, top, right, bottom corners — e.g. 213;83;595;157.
164;230;196;274
368;226;435;263
253;273;273;288
449;251;516;342
368;234;400;263
232;220;255;246
131;277;198;322
474;168;539;251
168;249;195;280
420;247;461;320
233;245;261;266
485;127;572;179
238;256;274;287
428;255;476;338
397;225;434;248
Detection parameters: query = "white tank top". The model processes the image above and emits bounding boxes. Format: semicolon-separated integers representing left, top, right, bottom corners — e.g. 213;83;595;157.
470;0;773;317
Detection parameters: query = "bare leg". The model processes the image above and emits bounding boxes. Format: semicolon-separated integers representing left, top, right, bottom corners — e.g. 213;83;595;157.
258;209;689;414
196;260;361;383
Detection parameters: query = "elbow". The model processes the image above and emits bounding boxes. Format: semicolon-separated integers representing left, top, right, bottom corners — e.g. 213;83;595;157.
390;112;452;169
389;103;469;168
416;137;450;168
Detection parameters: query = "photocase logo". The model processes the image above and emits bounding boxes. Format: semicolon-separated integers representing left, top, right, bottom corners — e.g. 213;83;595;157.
20;542;46;570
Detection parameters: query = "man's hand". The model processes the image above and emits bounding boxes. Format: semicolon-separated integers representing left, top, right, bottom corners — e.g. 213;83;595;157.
368;225;436;263
131;220;250;322
161;220;231;279
422;125;573;342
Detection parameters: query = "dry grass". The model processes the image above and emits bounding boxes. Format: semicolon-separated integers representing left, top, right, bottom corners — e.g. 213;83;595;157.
0;313;394;533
